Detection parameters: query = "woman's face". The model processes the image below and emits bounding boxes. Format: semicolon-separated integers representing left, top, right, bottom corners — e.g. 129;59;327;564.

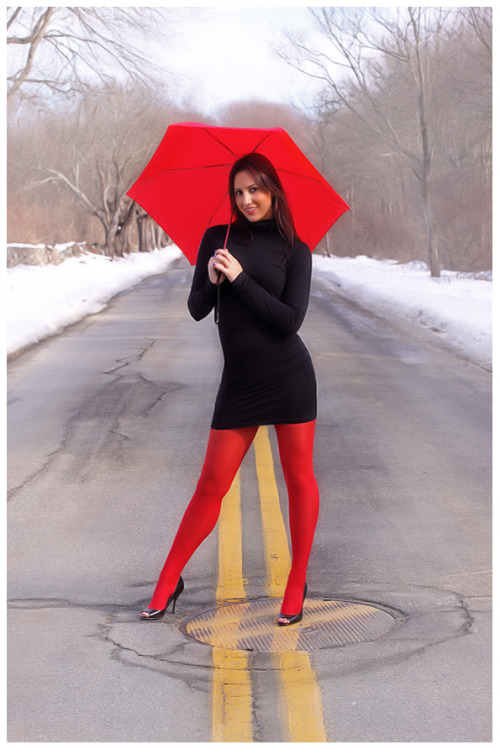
233;170;274;222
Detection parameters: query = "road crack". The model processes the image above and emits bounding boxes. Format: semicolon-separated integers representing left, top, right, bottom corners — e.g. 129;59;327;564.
7;443;66;502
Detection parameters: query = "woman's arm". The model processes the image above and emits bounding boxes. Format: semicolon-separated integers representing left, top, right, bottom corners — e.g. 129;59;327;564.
230;244;312;335
187;229;220;321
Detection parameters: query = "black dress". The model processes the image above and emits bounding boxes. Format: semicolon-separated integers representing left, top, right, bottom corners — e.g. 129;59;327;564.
187;217;317;429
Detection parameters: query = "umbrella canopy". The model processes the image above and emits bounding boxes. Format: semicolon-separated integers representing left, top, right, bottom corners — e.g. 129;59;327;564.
127;121;350;265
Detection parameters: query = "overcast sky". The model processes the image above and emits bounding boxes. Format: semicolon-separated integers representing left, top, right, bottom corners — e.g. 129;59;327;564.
151;5;322;114
146;1;477;116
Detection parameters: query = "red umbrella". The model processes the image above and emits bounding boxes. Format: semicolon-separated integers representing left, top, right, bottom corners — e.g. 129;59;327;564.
127;121;350;265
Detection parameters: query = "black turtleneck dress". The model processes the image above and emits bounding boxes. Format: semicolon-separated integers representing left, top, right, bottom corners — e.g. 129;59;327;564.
187;218;317;430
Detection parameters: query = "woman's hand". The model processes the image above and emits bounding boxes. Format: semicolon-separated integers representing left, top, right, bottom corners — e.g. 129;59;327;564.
209;248;243;283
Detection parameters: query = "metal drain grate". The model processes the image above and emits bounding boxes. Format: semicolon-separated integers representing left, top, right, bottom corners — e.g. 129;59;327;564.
182;598;398;652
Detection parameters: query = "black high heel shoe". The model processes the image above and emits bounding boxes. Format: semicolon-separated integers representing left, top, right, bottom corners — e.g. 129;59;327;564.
277;583;307;627
140;576;184;620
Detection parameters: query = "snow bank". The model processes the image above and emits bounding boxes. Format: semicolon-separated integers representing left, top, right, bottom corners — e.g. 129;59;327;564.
5;245;492;372
6;246;182;356
313;255;492;370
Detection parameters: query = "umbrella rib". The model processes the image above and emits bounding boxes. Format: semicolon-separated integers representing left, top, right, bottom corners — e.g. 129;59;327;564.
203;128;241;159
276;167;320;180
137;164;327;184
202;127;274;159
276;168;337;188
134;163;236;187
249;132;274;152
203;188;231;232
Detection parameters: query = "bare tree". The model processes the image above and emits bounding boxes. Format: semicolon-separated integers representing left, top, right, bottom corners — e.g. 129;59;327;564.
7;5;210;250
458;7;492;70
7;6;177;106
135;209;169;254
28;83;190;256
278;7;471;276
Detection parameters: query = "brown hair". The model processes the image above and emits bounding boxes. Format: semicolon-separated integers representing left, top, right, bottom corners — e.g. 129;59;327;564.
228;153;297;247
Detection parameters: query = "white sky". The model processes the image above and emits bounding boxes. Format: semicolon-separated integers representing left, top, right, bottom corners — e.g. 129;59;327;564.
144;1;476;114
153;5;321;114
8;2;477;116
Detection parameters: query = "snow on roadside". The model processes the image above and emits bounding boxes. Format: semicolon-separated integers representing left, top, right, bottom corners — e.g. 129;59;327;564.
6;246;182;356
313;255;492;371
5;245;492;372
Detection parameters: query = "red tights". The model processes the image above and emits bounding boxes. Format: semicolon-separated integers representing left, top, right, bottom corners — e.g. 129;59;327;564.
147;421;319;615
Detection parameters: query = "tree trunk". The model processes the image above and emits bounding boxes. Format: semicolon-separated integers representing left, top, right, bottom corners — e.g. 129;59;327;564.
421;169;440;277
136;209;147;252
410;9;440;277
104;213;121;258
114;200;136;256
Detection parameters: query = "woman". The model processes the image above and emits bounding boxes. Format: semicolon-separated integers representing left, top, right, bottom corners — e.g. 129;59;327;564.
140;152;319;626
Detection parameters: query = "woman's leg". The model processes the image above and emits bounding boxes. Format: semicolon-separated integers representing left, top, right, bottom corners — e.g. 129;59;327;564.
146;426;258;610
274;420;319;617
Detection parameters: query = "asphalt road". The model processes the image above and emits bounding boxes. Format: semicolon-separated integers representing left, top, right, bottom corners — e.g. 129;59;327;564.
7;256;491;742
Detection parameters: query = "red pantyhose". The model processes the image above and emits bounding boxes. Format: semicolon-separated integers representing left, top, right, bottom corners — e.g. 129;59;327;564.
147;421;319;616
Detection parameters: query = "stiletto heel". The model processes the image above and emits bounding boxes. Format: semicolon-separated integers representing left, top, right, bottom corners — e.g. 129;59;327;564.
140;576;184;620
277;583;307;627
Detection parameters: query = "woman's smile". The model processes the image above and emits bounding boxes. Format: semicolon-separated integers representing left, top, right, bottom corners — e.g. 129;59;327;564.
234;170;274;222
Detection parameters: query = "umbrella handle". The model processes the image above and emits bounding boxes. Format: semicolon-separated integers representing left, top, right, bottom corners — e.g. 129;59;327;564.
223;221;230;249
215;282;221;326
215;221;231;326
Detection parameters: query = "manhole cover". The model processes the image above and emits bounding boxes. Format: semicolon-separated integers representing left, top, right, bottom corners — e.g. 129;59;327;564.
182;597;399;652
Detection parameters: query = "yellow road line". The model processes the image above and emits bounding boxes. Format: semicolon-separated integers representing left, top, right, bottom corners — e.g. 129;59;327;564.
216;471;247;604
212;646;253;742
211;428;329;742
276;650;328;742
253;427;290;597
254;426;329;743
212;472;253;742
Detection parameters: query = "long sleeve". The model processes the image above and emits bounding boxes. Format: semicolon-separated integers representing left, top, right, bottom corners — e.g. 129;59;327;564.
230;243;312;335
187;228;219;321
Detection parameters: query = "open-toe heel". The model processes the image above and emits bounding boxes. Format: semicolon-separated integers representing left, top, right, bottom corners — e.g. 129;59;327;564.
277;583;307;627
140;576;184;620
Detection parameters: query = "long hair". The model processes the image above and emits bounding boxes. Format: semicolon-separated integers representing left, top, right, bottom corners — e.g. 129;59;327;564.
228;153;297;247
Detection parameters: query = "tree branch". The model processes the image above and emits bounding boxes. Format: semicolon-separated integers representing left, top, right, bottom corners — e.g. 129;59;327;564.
7;7;56;101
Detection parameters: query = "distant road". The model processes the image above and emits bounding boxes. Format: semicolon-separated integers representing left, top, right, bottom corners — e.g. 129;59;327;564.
8;258;491;742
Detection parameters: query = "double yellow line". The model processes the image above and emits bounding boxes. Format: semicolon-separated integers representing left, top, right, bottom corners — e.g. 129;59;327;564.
212;426;328;742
